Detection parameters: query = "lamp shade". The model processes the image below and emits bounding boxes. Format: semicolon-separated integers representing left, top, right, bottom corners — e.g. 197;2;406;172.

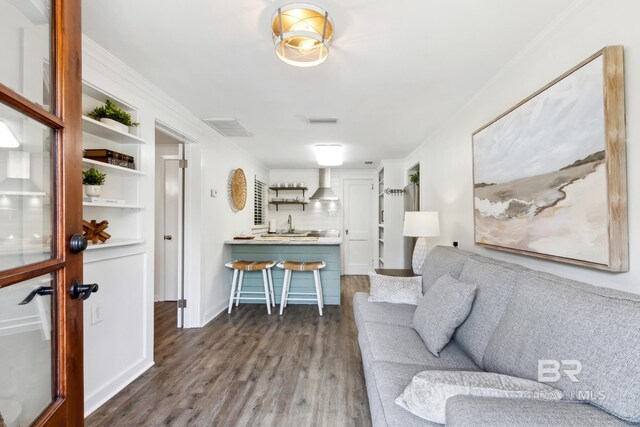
271;3;333;67
403;211;440;237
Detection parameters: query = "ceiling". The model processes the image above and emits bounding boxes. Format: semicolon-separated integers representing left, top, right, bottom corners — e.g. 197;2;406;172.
82;0;575;168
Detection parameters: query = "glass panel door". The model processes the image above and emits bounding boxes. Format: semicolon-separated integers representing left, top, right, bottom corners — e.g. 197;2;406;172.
0;0;85;424
0;274;53;426
0;102;54;270
0;0;53;111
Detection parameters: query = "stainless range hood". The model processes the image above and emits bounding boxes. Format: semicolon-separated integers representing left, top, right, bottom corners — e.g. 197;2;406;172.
310;168;339;201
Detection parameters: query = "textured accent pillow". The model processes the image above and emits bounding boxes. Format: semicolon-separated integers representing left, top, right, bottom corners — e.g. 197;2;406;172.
395;370;564;424
412;274;476;356
367;272;423;305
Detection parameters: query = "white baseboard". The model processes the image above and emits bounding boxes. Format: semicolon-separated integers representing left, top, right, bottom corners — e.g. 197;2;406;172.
84;357;154;418
201;303;227;327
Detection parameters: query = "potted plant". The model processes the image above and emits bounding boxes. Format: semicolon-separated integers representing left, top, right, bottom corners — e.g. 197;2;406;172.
83;168;106;197
410;171;420;185
88;100;139;133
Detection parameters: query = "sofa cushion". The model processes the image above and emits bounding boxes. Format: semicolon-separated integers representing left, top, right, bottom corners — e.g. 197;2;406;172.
413;274;477;357
446;396;633;427
483;270;640;423
370;362;445;427
359;321;479;370
421;246;472;293
452;255;520;367
353;292;416;329
395;370;563;424
368;272;423;305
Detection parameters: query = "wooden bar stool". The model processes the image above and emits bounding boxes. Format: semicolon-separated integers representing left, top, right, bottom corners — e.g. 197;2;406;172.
276;261;326;316
225;260;276;314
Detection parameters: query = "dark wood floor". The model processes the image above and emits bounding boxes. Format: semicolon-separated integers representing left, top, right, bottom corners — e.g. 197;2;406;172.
86;276;372;427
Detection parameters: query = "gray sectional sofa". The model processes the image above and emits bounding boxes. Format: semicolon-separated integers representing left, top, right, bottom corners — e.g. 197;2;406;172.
354;246;640;426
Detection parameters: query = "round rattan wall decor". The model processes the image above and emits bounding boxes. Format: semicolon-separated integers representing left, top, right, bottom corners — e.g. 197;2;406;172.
230;168;247;211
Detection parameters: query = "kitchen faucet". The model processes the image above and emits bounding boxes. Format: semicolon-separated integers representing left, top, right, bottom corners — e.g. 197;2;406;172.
287;215;293;233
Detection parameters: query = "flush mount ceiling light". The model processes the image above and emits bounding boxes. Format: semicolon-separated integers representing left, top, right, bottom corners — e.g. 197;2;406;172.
0;121;19;148
272;3;334;67
313;144;343;166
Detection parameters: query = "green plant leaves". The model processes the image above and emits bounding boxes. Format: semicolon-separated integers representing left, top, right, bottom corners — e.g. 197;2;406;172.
88;99;139;127
82;167;106;185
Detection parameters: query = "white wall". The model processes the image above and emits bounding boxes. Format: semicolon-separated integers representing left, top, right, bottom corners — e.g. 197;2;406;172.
267;169;340;231
406;0;640;294
82;36;267;416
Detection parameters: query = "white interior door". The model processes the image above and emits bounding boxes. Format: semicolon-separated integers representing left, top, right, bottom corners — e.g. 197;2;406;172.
163;159;181;301
343;178;374;274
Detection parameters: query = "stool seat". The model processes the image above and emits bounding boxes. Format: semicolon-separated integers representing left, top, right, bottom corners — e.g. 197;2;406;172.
281;261;325;271
229;260;275;271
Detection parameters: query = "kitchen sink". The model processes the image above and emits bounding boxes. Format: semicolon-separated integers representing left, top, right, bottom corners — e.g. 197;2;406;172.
261;230;309;237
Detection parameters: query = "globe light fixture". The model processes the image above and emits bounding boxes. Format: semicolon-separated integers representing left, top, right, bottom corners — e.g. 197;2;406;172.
272;3;334;67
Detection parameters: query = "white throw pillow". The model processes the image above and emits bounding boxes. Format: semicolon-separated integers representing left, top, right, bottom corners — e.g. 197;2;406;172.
367;272;423;305
395;370;564;424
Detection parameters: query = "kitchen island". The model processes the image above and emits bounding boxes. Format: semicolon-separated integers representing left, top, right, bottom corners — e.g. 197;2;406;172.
224;237;342;305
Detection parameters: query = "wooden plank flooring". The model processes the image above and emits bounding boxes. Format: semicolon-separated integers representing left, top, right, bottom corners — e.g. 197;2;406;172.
86;276;372;427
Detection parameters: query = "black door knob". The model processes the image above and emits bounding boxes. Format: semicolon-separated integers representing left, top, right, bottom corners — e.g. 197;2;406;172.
70;234;88;254
70;280;99;300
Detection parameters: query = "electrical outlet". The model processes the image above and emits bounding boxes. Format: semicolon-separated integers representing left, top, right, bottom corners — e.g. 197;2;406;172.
91;301;104;325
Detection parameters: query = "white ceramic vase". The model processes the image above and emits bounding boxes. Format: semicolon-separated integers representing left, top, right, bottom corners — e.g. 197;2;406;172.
85;185;102;198
99;117;129;133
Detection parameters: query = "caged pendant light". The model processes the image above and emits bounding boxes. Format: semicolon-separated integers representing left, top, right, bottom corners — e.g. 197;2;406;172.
271;3;334;67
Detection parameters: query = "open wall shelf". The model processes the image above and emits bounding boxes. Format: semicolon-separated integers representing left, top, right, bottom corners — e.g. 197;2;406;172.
82;158;145;176
82;116;145;145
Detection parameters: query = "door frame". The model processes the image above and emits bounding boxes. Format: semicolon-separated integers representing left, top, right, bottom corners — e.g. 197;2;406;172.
0;0;84;424
340;173;377;275
154;122;189;328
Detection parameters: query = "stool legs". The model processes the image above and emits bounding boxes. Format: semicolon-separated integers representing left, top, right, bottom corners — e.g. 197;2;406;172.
313;270;323;316
279;269;290;315
261;269;272;315
267;268;276;308
278;267;324;316
235;270;244;307
228;269;239;314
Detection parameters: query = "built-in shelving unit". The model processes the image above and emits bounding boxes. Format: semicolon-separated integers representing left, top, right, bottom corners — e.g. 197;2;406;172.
82;116;146;145
85;238;146;251
377;161;406;268
81;81;145;253
82;158;146;176
83;202;144;209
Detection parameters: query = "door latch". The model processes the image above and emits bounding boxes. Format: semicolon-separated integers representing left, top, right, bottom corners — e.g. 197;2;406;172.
70;280;99;300
19;286;53;305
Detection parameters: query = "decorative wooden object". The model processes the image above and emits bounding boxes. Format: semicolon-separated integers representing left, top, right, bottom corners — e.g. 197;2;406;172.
230;168;247;211
82;219;111;244
472;46;627;272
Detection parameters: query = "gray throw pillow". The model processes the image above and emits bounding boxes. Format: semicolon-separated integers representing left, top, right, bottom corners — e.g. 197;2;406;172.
395;370;564;424
368;272;423;305
412;274;476;356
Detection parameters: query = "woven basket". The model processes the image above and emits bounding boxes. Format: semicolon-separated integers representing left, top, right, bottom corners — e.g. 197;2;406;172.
230;168;247;210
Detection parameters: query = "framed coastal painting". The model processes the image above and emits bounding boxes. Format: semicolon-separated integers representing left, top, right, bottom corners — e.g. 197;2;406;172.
472;46;628;271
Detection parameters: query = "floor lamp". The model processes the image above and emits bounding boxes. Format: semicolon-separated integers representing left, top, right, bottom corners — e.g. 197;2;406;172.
403;211;440;275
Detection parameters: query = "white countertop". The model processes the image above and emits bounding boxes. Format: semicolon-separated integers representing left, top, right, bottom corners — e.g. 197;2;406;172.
225;237;342;245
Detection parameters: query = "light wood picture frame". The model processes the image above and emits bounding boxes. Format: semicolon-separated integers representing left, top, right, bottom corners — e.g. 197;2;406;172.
472;46;628;272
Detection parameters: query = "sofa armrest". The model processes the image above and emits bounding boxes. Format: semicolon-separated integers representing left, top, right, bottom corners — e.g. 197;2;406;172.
445;396;630;427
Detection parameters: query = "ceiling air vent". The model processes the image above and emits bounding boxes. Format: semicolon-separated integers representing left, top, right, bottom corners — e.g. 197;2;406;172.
306;117;339;124
202;118;253;137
